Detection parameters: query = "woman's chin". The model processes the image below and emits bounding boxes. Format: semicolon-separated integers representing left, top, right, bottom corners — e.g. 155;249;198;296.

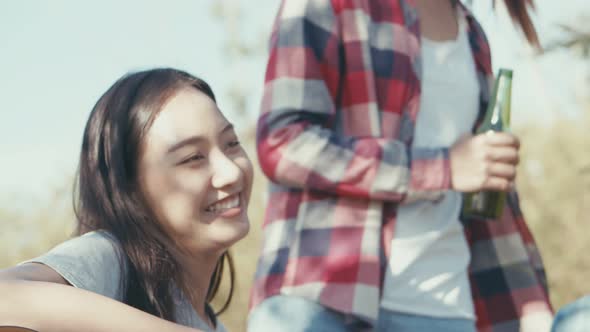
209;217;250;248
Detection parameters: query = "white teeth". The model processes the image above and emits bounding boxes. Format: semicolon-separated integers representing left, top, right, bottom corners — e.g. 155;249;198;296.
206;196;240;213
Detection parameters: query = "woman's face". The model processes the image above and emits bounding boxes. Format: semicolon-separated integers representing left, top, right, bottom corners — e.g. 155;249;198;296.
137;87;252;254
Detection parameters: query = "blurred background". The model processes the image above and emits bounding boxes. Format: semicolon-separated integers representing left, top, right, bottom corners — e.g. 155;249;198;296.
0;1;588;331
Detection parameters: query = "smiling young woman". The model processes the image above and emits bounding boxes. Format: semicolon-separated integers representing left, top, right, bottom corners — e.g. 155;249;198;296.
0;68;253;332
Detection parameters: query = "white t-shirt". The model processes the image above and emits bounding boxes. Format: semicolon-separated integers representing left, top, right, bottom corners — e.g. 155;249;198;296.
23;230;227;332
381;9;479;319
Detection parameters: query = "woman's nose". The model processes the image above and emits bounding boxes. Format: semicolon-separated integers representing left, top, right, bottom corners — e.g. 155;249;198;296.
211;151;242;189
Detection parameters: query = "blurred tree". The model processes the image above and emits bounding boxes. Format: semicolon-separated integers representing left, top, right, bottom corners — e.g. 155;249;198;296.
209;0;268;130
516;11;590;309
0;183;74;268
543;16;590;57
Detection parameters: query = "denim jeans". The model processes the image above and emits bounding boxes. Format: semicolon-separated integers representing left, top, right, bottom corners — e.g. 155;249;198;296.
247;295;477;332
551;295;590;332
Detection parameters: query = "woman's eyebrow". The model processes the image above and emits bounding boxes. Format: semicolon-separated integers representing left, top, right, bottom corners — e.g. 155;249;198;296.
221;123;234;134
166;136;205;154
166;123;235;154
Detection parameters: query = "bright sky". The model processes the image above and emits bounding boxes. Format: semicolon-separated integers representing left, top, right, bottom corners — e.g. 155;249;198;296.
0;0;587;208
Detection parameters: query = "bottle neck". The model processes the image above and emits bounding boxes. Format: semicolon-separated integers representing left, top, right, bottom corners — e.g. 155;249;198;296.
482;73;512;132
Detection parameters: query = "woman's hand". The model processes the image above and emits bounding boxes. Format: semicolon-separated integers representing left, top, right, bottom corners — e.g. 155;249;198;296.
450;131;520;193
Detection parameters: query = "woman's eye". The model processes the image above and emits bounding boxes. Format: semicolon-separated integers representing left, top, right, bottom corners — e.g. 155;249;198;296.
181;154;204;164
227;140;241;148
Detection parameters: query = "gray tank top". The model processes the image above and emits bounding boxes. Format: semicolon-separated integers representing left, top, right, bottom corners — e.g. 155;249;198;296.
23;230;227;332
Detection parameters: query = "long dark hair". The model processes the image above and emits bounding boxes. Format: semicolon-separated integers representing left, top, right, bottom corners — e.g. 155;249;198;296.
73;68;235;321
498;0;540;47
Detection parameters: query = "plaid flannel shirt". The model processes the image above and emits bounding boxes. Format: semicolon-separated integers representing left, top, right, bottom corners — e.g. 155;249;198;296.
251;0;554;330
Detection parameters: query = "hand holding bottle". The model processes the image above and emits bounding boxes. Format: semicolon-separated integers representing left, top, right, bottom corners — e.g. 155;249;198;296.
460;68;515;219
450;131;520;193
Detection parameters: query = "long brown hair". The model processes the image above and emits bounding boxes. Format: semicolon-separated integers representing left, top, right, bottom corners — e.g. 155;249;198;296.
73;68;235;321
497;0;540;47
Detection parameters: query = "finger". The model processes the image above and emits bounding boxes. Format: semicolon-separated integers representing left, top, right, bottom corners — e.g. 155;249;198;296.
483;176;511;192
487;147;520;164
488;162;517;181
484;131;520;148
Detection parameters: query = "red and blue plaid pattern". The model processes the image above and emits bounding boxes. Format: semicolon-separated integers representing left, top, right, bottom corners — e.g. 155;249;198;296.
251;0;553;330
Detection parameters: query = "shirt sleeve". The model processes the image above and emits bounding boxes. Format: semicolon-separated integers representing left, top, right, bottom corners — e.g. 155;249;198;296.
257;0;451;202
20;231;128;302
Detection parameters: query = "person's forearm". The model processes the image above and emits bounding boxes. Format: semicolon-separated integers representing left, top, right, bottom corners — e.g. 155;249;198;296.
258;118;451;202
0;280;201;332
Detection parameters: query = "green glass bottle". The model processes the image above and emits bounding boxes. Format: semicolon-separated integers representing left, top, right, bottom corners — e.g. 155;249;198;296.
461;68;513;220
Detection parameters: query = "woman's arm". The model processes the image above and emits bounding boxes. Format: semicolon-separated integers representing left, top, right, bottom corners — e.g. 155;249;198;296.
0;235;203;331
0;279;202;332
257;0;452;202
